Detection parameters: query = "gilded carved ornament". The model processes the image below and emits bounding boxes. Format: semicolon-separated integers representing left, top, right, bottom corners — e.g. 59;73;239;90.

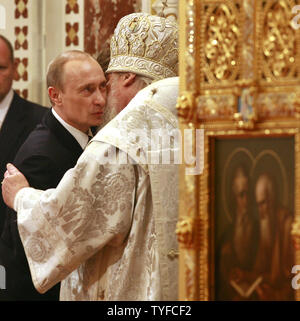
261;0;297;80
204;3;240;82
176;92;197;123
179;0;300;127
176;217;194;248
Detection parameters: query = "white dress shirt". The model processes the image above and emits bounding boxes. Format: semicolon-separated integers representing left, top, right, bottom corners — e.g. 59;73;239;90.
0;88;14;130
51;108;92;149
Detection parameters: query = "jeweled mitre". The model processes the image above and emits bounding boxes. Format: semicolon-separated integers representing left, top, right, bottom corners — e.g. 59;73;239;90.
107;13;178;81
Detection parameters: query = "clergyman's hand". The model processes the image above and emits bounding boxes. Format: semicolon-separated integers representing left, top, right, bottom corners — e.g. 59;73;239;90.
1;163;29;209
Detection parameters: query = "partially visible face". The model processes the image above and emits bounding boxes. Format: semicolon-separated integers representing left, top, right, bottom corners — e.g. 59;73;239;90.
0;39;15;102
101;74;119;124
255;182;270;220
233;171;249;216
106;72;141;116
106;73;127;116
55;58;107;133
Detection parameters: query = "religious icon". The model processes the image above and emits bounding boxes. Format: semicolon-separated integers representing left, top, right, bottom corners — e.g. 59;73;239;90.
214;136;295;301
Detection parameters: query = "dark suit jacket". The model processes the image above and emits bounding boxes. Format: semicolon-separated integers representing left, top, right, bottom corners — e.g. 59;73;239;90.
0;92;47;234
0;109;84;301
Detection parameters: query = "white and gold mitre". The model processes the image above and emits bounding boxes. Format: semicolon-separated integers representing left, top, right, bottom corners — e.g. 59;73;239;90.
106;12;178;81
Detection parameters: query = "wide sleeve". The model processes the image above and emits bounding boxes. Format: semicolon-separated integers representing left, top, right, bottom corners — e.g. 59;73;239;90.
15;142;136;293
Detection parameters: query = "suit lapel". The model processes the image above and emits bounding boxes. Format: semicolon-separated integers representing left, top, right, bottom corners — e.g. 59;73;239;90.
44;109;84;158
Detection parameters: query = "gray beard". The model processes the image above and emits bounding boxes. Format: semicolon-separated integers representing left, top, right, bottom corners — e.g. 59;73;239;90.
100;104;118;129
103;84;121;128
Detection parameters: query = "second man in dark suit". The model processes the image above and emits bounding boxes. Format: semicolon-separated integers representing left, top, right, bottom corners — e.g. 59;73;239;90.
0;50;107;300
0;35;47;234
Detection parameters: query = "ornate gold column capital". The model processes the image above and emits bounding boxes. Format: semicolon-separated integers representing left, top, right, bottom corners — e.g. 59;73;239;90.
176;91;197;122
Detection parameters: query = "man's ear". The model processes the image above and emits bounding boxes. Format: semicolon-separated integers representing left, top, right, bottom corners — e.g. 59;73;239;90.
122;73;136;87
48;87;62;105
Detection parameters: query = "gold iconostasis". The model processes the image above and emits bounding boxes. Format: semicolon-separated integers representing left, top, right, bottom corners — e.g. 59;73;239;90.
177;0;300;301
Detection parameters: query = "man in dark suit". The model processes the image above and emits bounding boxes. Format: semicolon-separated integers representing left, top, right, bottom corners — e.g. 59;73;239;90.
0;50;107;300
0;35;47;234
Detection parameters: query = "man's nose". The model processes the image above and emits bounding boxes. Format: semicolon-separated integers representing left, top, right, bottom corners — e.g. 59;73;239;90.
94;89;106;107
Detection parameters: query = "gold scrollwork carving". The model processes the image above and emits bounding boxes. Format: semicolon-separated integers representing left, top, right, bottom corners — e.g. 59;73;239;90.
261;1;297;80
204;2;240;82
